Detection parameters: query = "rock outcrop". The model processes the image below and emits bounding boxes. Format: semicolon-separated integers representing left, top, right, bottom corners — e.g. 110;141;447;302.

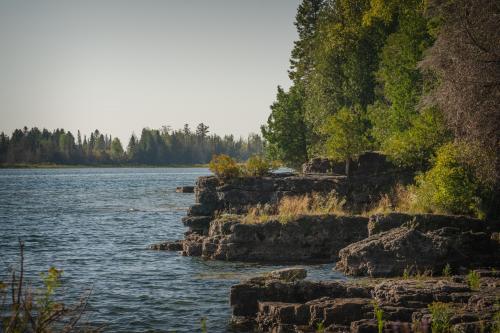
182;214;369;263
188;171;412;223
302;152;399;176
230;270;500;332
176;186;195;193
302;158;344;175
337;213;500;277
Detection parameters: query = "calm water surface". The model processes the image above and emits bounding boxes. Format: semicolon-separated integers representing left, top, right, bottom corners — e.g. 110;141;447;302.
0;168;345;332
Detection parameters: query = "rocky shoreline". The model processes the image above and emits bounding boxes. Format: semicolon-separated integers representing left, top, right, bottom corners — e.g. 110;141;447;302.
230;268;500;332
153;163;499;332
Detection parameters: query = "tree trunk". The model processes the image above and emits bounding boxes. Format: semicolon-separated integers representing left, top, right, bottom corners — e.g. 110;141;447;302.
345;158;350;177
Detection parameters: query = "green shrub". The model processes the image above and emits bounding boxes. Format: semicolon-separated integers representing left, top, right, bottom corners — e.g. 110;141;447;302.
383;107;452;170
412;142;490;218
442;263;452;277
428;302;453;333
208;154;241;179
373;302;384;333
467;270;480;290
243;155;279;177
1;241;95;332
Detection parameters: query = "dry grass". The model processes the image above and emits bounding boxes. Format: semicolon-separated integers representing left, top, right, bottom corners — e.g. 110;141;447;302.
242;192;347;224
239;184;427;224
363;183;421;216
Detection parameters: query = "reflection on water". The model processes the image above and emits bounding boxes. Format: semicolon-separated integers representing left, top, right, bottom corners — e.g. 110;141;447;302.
0;168;345;332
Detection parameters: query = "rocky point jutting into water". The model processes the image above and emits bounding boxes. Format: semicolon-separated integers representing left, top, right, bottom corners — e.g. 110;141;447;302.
151;152;500;332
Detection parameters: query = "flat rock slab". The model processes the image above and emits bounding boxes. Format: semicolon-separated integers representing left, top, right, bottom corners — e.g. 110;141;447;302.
230;274;500;332
267;267;307;281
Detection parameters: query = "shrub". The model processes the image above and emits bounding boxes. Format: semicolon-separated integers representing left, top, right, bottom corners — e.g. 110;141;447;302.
383;107;452;170
442;263;452;277
209;154;241;179
1;241;95;332
243;155;279;177
467;270;480;290
373;302;384;333
412;142;490;218
428;302;453;333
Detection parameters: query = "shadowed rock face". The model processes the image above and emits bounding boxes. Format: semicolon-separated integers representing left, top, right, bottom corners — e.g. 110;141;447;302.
189;170;413;219
230;271;500;333
302;152;398;176
337;213;500;277
182;215;369;263
175;186;195;193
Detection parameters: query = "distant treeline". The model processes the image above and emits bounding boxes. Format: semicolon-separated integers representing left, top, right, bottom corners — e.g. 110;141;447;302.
0;124;264;165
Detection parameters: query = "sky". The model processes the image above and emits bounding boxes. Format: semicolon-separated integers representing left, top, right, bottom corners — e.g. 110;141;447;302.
0;0;300;143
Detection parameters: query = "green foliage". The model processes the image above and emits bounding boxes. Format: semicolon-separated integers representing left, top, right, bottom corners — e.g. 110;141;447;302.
467;270;480;290
413;142;491;218
243;155;279;177
261;85;310;169
209;154;241;179
315;322;325;333
1;241;94;332
428;302;453;333
373;302;384;333
110;137;124;161
38;266;64;320
493;310;500;333
0;125;264;165
323;106;369;174
382;107;452;169
442;264;451;277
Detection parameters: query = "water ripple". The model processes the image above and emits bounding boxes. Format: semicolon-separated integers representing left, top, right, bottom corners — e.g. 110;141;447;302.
0;168;344;332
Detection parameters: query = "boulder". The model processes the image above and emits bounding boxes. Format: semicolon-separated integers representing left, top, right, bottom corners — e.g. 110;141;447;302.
337;216;500;277
175;186;195;193
352;151;395;175
301;152;396;176
149;240;183;251
181;216;211;234
302;158;344;175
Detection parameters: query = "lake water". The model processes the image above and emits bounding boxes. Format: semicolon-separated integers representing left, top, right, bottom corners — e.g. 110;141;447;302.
0;168;346;332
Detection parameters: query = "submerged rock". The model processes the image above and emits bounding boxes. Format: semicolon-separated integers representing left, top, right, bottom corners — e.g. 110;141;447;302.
149;240;183;251
175;186;195;193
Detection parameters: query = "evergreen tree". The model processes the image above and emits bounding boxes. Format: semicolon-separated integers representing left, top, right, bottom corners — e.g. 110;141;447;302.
261;85;309;169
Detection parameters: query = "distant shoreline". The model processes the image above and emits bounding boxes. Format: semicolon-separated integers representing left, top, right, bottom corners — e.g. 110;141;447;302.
0;163;209;169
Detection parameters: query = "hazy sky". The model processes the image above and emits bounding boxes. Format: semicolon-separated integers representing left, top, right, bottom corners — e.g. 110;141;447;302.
0;0;300;142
